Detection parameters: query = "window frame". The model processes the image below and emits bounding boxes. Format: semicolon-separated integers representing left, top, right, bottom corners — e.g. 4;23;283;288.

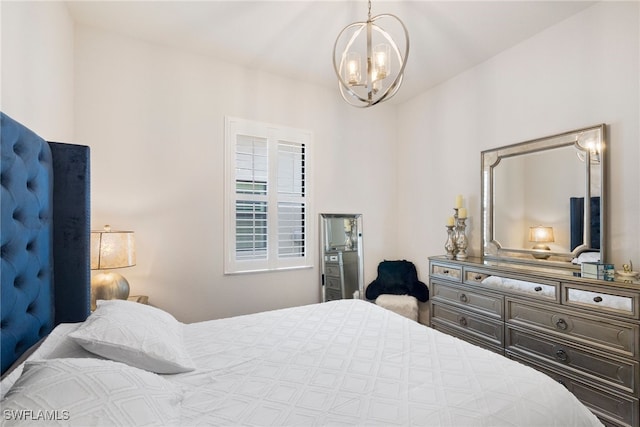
224;116;314;274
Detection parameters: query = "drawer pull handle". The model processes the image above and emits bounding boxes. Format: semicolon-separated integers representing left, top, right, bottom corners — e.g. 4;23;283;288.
459;294;468;303
443;269;449;274
555;349;568;362
593;296;603;303
459;317;468;327
555;318;568;330
534;286;542;292
475;275;483;281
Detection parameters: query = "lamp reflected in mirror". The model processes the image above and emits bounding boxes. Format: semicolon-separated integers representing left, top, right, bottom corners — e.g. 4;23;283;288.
529;226;554;259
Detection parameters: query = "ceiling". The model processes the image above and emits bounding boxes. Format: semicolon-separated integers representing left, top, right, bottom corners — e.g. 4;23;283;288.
66;1;597;104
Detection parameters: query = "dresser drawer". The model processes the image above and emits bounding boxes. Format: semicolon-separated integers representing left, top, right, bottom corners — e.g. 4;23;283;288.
325;264;341;277
506;299;639;359
563;284;639;319
506;327;638;394
432;302;503;347
325;288;342;301
509;352;639;427
432;281;503;319
479;275;559;302
325;276;342;291
464;270;491;284
433;323;503;355
430;263;462;282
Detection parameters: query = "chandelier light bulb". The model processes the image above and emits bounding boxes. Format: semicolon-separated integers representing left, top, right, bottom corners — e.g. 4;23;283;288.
373;44;390;80
346;52;362;85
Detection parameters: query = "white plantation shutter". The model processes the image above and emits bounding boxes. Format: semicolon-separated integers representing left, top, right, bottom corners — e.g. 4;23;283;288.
225;117;313;273
235;136;268;260
277;141;305;259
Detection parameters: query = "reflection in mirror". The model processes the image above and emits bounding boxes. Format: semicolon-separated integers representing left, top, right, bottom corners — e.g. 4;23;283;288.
320;214;364;301
482;125;605;269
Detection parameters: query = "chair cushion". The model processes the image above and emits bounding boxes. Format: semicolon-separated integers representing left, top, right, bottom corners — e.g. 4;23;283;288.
365;260;429;302
375;294;419;321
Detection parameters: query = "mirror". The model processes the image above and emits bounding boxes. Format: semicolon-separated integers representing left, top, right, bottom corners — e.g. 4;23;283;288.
481;124;605;269
320;214;364;301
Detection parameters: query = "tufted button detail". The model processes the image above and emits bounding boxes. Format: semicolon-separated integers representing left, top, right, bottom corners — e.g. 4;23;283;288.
13;275;23;288
26;240;35;252
13;142;25;156
15;341;26;354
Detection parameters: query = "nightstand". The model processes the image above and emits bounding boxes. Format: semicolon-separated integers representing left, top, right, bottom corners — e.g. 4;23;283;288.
127;295;149;304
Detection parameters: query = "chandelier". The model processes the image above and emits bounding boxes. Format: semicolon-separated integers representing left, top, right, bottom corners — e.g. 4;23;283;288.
333;0;409;108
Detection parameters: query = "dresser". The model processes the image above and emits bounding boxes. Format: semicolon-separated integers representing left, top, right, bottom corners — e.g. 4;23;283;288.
429;255;640;427
322;250;359;301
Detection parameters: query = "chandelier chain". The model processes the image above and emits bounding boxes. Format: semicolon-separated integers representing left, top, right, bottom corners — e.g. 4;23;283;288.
367;0;372;21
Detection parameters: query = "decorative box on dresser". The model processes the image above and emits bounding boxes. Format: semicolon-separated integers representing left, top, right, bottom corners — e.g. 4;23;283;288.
429;255;640;427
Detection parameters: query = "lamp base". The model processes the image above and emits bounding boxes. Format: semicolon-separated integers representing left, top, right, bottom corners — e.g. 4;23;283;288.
91;271;130;311
531;243;551;260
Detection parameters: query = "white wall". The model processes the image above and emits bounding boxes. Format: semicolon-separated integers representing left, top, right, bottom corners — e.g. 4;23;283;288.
0;1;74;140
74;26;399;322
3;1;638;323
396;1;639;274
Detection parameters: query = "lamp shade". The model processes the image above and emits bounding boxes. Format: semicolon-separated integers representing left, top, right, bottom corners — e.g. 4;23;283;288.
91;226;136;270
529;226;555;243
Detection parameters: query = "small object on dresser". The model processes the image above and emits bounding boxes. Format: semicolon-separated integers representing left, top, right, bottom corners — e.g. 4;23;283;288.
581;262;614;280
444;224;456;259
455;216;468;260
127;295;149;305
617;261;638;278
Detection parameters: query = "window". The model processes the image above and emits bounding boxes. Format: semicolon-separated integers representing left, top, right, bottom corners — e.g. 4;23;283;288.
224;117;313;273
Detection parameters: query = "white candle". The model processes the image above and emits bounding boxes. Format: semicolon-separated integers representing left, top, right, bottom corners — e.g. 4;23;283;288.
455;195;463;208
447;216;455;226
459;208;467;219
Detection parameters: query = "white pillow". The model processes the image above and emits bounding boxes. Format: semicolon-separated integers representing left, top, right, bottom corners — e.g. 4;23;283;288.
1;358;182;426
69;300;195;374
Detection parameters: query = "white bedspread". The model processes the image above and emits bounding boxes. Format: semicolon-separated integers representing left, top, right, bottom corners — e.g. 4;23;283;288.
2;300;602;426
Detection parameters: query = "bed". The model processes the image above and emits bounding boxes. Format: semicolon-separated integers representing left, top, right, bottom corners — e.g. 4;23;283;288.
0;113;602;426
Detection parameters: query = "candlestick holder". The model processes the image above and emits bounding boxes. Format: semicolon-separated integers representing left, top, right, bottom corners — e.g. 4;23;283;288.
445;225;456;259
455;217;468;260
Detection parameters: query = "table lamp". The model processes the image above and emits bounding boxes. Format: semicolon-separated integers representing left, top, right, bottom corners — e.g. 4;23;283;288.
90;225;136;310
529;226;554;260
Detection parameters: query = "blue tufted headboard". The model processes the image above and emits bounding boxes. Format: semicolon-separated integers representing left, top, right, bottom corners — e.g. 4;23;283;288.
1;112;91;375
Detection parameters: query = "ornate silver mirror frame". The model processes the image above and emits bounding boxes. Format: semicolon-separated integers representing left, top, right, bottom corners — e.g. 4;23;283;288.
481;124;606;270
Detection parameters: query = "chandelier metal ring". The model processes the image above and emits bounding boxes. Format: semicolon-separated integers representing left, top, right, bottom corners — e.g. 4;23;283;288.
333;11;409;108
